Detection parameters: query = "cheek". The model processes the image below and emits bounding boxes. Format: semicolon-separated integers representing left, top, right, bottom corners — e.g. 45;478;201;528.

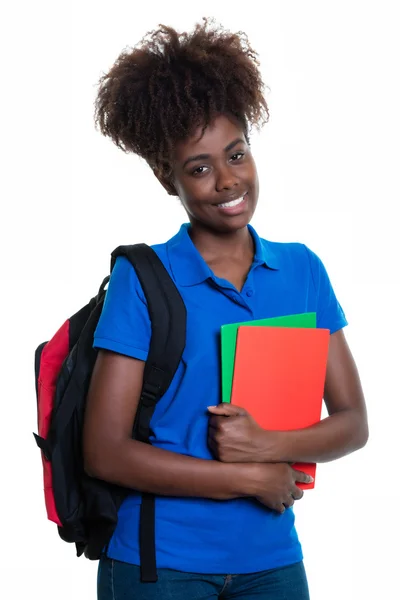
180;182;213;209
173;181;194;211
249;165;259;195
253;174;259;194
248;158;258;183
177;192;204;219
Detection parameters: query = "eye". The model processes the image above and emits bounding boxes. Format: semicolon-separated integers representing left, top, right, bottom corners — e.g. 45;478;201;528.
192;165;209;176
230;151;245;162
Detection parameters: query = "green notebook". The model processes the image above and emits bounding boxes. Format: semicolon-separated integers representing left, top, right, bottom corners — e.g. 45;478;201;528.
221;312;317;403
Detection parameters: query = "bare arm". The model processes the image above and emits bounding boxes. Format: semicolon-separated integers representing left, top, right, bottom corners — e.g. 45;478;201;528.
83;351;309;512
83;350;312;508
83;350;242;499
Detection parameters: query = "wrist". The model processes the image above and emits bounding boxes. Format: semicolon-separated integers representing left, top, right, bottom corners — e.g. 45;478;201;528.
233;463;264;497
257;429;289;462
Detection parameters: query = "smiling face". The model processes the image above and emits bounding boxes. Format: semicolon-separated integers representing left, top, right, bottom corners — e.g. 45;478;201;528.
165;114;259;234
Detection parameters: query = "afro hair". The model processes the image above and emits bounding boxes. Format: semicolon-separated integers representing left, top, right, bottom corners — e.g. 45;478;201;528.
94;18;269;178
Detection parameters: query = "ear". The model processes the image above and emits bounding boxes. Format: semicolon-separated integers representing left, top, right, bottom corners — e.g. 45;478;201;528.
152;166;178;197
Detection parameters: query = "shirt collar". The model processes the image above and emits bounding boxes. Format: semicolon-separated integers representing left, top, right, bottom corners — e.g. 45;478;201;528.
248;224;280;271
167;223;280;287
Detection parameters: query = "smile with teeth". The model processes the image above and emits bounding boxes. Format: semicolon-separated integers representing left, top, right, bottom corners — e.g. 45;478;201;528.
217;194;247;208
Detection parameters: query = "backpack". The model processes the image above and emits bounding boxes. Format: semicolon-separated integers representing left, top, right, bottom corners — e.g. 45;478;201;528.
33;244;186;582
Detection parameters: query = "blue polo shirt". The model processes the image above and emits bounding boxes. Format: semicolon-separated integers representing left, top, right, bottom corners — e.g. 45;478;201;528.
93;223;347;574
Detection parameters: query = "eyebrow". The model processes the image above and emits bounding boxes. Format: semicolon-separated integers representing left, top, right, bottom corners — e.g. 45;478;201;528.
182;138;245;169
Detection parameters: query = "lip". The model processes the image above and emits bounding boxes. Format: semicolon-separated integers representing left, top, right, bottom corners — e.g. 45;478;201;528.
215;193;249;215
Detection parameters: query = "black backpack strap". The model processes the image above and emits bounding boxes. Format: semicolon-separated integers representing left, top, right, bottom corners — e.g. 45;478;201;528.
110;244;186;582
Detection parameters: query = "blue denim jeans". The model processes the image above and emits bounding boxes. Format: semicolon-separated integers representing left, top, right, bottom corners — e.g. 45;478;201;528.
97;555;310;599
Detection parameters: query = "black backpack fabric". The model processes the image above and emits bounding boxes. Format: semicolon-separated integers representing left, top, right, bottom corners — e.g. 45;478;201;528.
34;244;187;582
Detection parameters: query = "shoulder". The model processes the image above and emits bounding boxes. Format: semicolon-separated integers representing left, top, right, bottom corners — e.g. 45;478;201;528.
262;238;309;260
258;236;321;273
110;254;146;302
113;240;171;270
257;234;333;295
111;239;173;300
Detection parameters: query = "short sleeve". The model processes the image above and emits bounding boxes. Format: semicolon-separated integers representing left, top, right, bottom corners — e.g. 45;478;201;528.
93;256;151;360
305;246;348;334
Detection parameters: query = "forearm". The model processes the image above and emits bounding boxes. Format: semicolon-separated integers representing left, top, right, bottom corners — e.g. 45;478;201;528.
85;438;250;499
264;409;369;464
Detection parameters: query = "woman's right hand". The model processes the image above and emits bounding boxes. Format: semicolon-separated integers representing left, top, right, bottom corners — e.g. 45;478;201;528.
241;462;313;513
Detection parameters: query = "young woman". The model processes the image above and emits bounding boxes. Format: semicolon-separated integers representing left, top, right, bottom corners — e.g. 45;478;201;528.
84;19;368;600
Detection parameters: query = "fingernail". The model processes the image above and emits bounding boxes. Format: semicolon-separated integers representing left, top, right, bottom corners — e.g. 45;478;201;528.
308;476;314;483
207;406;217;409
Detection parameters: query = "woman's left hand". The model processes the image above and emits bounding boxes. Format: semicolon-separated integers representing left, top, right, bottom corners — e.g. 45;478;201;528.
207;403;278;462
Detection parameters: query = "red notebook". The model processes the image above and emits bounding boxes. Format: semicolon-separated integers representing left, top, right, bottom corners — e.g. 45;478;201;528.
231;326;330;489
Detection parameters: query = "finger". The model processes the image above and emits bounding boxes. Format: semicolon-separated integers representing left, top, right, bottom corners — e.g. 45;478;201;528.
208;421;232;438
207;435;218;457
291;468;314;485
291;486;304;501
283;495;295;509
208;415;224;430
209;414;240;429
207;404;247;417
207;428;216;443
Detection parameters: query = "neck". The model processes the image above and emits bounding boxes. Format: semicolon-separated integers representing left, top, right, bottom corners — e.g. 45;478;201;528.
188;221;254;262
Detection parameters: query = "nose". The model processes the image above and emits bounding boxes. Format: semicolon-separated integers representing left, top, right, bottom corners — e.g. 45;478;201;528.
215;164;239;192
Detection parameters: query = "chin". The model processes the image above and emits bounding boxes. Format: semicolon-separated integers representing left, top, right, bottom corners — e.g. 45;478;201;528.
211;214;253;234
191;202;256;234
220;205;256;231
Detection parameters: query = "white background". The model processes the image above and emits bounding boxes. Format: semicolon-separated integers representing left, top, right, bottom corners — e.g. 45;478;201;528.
2;1;399;598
